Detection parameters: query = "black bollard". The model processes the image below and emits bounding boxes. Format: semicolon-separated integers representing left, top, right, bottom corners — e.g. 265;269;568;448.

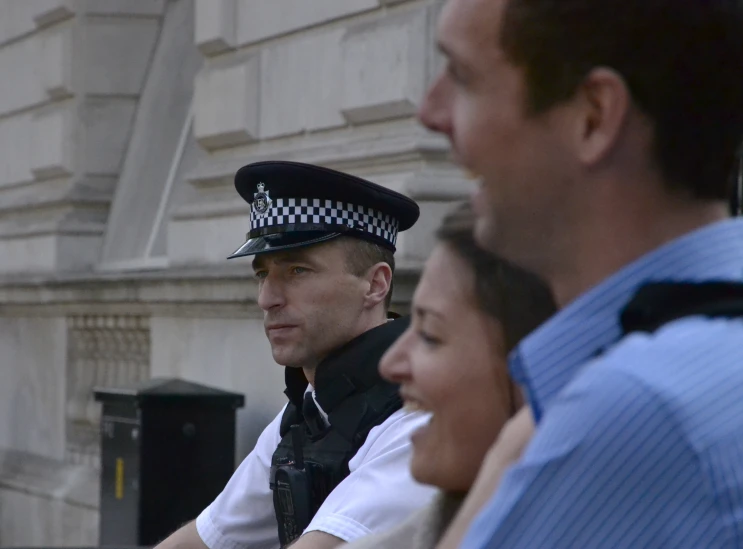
94;378;245;546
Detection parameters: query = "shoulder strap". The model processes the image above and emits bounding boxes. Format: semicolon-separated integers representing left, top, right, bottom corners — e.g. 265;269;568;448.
620;281;743;335
329;381;402;445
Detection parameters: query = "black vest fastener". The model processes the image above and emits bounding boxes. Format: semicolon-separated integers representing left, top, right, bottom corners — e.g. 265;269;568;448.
270;317;408;547
620;281;743;335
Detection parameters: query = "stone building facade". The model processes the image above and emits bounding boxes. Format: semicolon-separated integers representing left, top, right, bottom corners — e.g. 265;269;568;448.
0;0;468;544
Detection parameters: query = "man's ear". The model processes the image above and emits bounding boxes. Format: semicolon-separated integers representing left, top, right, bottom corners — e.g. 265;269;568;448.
364;262;392;309
572;67;631;167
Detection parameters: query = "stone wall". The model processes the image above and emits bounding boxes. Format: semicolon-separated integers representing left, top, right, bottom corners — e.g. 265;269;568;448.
0;0;164;276
0;0;467;545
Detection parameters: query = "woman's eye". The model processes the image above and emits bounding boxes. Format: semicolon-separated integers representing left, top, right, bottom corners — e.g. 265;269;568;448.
418;330;442;347
446;62;467;85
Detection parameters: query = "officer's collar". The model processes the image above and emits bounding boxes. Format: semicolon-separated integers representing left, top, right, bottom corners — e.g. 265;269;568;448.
283;317;409;412
304;385;331;428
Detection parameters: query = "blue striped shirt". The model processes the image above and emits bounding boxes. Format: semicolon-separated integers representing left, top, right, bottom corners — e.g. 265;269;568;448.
463;218;743;548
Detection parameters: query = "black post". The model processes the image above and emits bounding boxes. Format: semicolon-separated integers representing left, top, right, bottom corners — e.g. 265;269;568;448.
94;378;245;546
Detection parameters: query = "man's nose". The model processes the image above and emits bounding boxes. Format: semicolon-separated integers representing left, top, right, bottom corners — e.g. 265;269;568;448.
257;276;285;312
417;73;453;137
379;328;413;384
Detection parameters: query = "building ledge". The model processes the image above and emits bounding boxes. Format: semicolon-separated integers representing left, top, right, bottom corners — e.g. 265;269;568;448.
0;260;423;313
0;447;99;510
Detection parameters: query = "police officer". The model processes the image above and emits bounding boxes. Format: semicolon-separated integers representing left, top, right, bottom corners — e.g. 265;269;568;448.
155;161;436;549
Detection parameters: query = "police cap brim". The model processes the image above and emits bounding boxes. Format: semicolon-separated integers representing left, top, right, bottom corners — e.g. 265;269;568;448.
228;231;342;259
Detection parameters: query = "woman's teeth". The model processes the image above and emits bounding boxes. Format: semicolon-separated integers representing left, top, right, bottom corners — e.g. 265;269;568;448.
463;169;480;180
403;400;427;412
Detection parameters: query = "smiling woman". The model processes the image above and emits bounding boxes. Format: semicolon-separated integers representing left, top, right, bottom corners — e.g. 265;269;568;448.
341;201;557;549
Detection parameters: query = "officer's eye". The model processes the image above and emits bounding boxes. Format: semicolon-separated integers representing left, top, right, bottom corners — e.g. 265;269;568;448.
254;270;268;280
290;266;308;275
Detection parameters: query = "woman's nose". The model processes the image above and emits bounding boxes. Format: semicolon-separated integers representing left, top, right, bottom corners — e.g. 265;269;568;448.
379;328;413;383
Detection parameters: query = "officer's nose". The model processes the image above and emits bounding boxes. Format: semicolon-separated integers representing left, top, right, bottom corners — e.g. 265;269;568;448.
257;275;286;312
417;72;453;138
379;327;413;384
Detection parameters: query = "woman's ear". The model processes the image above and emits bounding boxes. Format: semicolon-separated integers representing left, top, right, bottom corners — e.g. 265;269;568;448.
364;262;393;309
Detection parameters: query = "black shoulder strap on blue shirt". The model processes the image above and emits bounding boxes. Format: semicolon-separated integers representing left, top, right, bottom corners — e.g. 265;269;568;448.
620;281;743;335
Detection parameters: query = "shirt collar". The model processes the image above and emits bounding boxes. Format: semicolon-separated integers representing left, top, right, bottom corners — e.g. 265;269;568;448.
512;218;743;422
305;385;331;427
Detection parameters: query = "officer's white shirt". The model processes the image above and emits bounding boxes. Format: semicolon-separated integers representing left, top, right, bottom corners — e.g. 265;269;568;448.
195;387;436;549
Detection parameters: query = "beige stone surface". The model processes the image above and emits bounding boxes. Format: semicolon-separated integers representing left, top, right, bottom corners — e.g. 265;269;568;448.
84;0;166;16
235;0;378;46
0;487;98;546
341;9;429;124
259;29;346;138
0;317;67;460
31;100;76;180
168;210;251;265
195;0;236;56
0;2;50;45
0;21;73;116
193;58;260;149
33;0;77;29
151;316;286;459
0;234;59;273
38;19;75;100
83;17;161;96
82;98;139;176
0;112;35;187
0;229;104;274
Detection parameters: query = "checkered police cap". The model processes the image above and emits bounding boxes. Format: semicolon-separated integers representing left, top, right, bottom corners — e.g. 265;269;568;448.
228;161;420;259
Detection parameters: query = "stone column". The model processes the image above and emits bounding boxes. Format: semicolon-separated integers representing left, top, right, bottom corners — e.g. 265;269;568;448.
0;0;164;275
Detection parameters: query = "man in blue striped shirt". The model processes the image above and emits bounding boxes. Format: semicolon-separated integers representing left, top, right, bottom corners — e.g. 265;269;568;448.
417;0;743;547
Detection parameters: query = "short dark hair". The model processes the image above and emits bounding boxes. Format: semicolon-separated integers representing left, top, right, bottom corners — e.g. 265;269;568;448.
500;0;743;201
436;202;556;353
340;237;396;309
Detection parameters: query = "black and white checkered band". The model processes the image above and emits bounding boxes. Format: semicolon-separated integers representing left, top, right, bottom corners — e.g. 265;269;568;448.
249;198;399;246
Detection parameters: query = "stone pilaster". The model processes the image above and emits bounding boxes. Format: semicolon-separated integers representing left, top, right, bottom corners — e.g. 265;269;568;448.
0;0;165;275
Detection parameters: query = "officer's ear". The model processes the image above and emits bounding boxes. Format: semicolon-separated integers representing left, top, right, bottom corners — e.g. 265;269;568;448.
364;261;392;309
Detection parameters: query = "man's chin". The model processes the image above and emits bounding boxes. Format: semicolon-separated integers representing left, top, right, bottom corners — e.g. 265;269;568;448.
270;348;295;367
271;347;311;370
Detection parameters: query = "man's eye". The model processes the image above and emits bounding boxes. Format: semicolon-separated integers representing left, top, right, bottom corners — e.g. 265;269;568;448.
291;266;308;275
254;271;268;280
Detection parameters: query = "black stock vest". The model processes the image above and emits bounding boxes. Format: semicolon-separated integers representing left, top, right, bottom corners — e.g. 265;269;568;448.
619;281;743;335
270;317;408;547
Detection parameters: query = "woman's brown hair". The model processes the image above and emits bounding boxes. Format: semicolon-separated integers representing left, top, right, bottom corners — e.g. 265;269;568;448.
436;201;557;354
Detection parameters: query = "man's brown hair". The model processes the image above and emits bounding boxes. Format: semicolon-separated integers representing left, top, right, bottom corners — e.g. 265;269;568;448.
340;237;396;309
500;0;743;201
